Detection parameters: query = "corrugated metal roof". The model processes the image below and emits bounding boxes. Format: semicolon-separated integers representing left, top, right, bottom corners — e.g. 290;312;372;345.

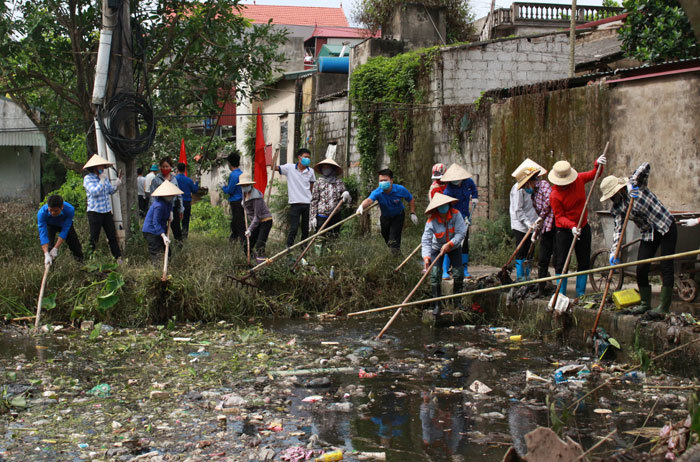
0;98;47;149
0;131;46;149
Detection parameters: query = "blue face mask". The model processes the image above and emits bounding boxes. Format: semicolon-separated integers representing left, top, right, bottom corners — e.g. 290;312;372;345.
450;181;461;186
437;204;450;214
300;157;311;167
379;181;391;191
524;187;533;194
97;168;104;174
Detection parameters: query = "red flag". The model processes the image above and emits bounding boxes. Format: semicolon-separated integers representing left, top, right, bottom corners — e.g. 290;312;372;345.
254;108;267;194
178;138;188;176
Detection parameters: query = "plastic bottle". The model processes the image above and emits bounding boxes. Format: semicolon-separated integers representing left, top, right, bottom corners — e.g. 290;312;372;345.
315;450;343;462
330;266;335;279
509;335;522;342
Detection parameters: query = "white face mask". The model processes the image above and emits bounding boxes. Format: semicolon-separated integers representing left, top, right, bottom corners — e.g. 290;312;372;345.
321;166;334;176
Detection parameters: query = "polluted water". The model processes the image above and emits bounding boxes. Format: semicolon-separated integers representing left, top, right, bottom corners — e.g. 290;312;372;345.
0;316;697;461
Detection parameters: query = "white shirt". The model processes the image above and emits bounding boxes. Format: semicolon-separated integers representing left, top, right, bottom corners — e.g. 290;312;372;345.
144;172;156;194
279;163;316;204
509;183;539;233
137;176;146;197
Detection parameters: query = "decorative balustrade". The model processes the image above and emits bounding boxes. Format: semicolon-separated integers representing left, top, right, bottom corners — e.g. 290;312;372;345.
490;2;624;27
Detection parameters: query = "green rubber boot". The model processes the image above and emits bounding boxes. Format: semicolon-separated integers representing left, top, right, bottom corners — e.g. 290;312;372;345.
652;286;673;314
632;286;653;314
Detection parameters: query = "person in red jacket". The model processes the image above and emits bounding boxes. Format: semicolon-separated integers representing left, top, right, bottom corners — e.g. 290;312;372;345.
548;154;606;299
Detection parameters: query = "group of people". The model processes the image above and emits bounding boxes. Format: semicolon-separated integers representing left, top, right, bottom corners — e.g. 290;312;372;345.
37;145;694;317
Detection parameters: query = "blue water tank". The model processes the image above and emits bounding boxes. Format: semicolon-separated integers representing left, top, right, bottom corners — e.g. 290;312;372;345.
318;57;349;74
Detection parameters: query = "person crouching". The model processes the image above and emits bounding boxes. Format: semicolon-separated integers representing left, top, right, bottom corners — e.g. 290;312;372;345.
421;193;467;316
142;180;183;265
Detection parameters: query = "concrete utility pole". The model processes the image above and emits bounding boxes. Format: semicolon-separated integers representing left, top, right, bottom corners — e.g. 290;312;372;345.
569;0;577;77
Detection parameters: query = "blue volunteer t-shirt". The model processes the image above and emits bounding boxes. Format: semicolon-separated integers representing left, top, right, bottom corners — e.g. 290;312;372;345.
175;173;199;202
369;184;413;217
37;202;76;246
222;168;242;202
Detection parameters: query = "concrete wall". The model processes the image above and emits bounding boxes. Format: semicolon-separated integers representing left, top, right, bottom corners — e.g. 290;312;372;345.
0;146;41;203
304;97;349;168
261;79;297;165
383;3;446;50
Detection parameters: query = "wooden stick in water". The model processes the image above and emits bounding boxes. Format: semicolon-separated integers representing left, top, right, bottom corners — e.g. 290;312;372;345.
34;264;50;329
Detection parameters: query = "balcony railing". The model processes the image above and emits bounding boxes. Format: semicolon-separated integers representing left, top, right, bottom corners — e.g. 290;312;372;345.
490;2;624;28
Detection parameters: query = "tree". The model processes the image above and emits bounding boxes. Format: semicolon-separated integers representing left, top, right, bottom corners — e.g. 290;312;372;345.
619;0;699;62
0;0;287;236
352;0;474;44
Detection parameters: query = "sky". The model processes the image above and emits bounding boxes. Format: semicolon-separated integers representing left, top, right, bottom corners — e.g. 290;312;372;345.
240;0;607;25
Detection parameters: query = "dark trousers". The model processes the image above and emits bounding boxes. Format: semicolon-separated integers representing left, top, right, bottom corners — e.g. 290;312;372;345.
637;222;677;288
250;220;273;257
87;211;121;258
182;201;192;238
430;246;464;286
171;199;183;242
380;211;405;251
554;224;591;273
461;228;470;254
512;229;529;260
317;213;342;238
229;201;246;249
138;196;148;218
47;224;83;261
538;229;556;279
143;231;169;265
287;203;310;248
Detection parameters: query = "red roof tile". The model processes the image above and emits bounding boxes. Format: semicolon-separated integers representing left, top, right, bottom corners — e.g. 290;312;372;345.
239;4;349;27
576;13;628;30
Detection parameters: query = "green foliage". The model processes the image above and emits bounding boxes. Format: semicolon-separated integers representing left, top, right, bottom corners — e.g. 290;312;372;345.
41;170;87;216
243;114;258;158
350;47;439;194
352;0;474;44
620;0;699;63
189;195;229;238
469;214;513;266
602;0;620;6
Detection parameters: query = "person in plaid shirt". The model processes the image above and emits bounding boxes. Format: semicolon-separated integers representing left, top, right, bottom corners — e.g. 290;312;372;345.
82;154;123;261
309;158;351;238
600;162;676;314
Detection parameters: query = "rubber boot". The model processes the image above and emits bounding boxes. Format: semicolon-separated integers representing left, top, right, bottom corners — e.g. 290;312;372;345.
524;262;531;280
555;274;568;295
442;254;451;280
515;259;525;282
652;286;673;314
462;253;471;278
453;276;464;311
632;286;652;314
432;284;442;316
575;275;587;298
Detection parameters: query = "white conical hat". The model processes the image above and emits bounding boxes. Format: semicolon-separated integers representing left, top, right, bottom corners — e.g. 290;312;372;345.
314;158;342;175
83;154;114;170
441;163;472;182
512;158;547;189
237;173;256;186
151;180;184;197
425;192;458;214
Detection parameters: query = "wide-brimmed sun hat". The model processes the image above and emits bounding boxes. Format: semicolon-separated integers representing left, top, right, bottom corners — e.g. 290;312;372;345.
425;192;458;214
441;163;472;182
83;154;114;170
548;160;578;186
314;158;342;176
237;173;256;187
151;180;184;197
599;175;629;202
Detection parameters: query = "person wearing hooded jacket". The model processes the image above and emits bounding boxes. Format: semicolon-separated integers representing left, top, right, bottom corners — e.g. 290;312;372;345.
237;174;273;263
309;158;351;237
142;180;183;265
509;159;545;282
421;193;467;316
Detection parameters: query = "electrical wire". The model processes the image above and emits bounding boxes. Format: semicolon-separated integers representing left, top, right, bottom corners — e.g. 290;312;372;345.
97;92;157;161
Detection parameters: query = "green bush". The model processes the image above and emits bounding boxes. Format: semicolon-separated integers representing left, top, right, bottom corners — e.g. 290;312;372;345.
189;195;229;238
41;170;87;216
470;215;514;267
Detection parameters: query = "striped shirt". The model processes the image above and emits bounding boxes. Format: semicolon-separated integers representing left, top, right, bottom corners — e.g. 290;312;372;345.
84;173;117;213
533;180;554;232
609;162;673;253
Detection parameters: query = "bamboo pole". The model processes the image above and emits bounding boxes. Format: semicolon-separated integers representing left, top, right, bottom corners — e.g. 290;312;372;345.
591;197;634;334
291;199;344;270
376;249;446;339
347;248;700;317
244;202;378;278
34;264;50;329
394;243;421;273
550;141;609;309
243;199;251;266
265;149;279;206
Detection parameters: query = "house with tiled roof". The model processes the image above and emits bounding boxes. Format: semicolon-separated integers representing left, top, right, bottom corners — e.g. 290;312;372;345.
239;4;349;27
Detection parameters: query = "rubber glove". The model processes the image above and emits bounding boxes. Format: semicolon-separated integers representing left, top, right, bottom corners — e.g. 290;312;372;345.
161;233;170;245
169;211;174;223
597;154;607;165
309;216;317;232
472;198;479;205
245;229;251;238
572;226;581;237
356;204;364;215
44;252;53;266
114;178;122;187
609;253;620;265
534;216;544;228
627;183;639;198
341;191;351;203
49;247;59;259
410;213;419;225
423;256;431;272
680;218;699;227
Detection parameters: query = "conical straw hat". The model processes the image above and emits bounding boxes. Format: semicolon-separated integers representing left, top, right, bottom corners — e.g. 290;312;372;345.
548;160;578;186
512;158;546;190
237;173;256;186
314;158;342;176
441;163;472;182
599;175;628;202
83;154;114;170
151;180;184;197
425;192;458;214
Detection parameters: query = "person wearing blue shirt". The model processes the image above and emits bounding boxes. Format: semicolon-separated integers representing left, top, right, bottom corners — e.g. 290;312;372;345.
442;164;478;279
37;195;83;265
176;162;199;239
142;181;183;265
357;168;418;252
222;151;245;249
